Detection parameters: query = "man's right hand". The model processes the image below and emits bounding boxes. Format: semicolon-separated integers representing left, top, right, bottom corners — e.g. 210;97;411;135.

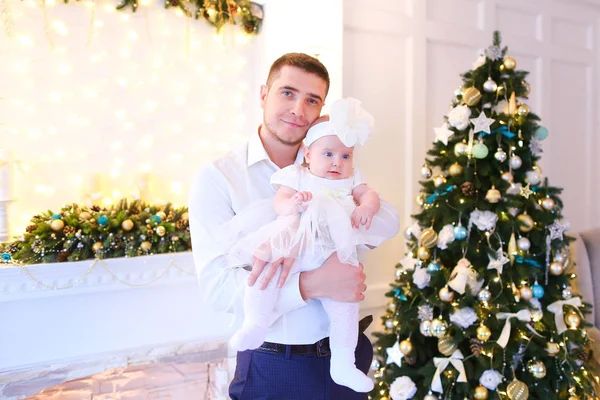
299;252;366;302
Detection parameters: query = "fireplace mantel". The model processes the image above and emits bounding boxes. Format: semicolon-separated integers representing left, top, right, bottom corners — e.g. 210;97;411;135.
0;253;234;399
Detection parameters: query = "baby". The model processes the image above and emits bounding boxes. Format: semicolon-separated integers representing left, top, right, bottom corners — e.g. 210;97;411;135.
228;98;397;393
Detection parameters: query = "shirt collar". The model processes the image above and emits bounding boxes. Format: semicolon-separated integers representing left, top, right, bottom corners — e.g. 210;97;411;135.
247;129;305;168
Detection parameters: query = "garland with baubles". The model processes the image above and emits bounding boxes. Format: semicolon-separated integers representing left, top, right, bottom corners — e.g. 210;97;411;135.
0;199;191;265
115;0;263;34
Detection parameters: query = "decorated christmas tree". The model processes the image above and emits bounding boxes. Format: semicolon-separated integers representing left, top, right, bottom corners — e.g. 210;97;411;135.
370;32;599;400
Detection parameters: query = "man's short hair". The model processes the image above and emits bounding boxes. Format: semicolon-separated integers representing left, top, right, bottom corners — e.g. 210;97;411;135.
266;53;330;95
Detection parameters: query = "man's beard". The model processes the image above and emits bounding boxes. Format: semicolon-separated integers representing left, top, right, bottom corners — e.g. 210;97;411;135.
264;120;305;146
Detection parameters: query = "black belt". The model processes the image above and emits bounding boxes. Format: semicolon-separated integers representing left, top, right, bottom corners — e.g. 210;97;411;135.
255;315;373;357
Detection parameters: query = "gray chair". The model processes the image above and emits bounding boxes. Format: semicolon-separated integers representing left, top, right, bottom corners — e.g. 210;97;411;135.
573;228;600;368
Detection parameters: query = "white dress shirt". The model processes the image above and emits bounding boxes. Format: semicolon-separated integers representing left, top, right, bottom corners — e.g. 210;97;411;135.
189;131;399;345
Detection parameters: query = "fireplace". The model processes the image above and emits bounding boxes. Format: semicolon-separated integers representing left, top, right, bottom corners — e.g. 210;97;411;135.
0;253;235;399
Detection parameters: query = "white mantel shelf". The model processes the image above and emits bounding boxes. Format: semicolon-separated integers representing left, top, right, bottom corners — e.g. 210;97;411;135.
0;252;235;399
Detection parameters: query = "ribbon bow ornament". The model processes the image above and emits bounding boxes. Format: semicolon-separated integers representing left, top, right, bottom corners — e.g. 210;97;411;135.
496;309;531;348
425;185;455;204
481;125;516;139
448;259;478;294
547;297;583;334
330;97;374;147
431;350;468;393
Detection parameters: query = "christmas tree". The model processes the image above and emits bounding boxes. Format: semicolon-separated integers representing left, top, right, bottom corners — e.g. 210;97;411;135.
370;32;599;400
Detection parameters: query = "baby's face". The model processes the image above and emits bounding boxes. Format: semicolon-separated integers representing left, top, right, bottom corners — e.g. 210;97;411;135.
304;135;354;180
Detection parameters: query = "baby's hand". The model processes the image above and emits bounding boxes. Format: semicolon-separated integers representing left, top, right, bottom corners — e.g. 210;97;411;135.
351;205;376;230
292;191;312;211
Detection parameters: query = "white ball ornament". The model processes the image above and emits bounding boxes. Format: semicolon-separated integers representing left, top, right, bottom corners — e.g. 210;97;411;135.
510;155;522;169
517;237;531;251
494;149;508;162
439;286;454;302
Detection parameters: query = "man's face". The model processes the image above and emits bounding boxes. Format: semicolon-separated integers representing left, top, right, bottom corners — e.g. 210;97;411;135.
304;135;354;180
260;66;327;146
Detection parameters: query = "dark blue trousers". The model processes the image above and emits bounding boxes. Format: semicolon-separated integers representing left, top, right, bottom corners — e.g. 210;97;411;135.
229;333;373;400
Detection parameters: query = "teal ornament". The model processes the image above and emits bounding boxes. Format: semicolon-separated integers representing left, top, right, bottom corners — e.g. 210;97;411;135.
427;261;441;273
425;185;455;204
472;143;489;159
51;214;62;220
393;287;407;301
97;215;109;226
515;255;542;268
453;225;467;240
482;125;516;139
534;126;549;140
150;214;162;224
1;252;11;263
532;284;544;299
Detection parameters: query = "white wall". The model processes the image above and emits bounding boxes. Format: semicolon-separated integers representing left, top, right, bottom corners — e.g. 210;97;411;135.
344;0;600;313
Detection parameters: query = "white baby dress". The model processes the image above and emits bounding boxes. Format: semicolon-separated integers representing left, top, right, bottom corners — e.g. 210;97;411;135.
226;164;395;268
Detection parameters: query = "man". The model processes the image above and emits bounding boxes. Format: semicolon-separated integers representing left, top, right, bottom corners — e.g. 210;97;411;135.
189;53;397;399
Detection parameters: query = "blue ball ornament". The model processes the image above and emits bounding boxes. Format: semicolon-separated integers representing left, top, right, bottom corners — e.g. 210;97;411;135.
427;261;441;273
453;225;467;240
1;252;11;263
150;214;162;224
534;126;548;140
532;284;544;299
51;214;62;220
97;215;109;226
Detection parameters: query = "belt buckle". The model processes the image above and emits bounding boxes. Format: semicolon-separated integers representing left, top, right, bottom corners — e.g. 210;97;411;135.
316;338;330;357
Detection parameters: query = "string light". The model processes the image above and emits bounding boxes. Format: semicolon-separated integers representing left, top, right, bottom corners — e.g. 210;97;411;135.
3;0;257;237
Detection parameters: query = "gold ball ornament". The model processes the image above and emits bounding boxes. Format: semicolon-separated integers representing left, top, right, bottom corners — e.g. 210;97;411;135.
476;324;492;342
433;175;446;187
418;246;431;260
565;310;581;328
156;226;166;237
462;87;482;106
180;212;189;221
416;193;426;206
569;395;581;400
140;241;152;252
517;213;534;232
156;211;167;220
437;336;457;356
443;369;456;379
507;379;529;400
547;341;560;356
92;242;103;254
439;286;454;302
399;339;413;355
528;360;547;379
503;56;517;71
474;385;489;400
50;219;65;231
121;219;134;231
431;319;448;337
485;186;501;203
454;142;469;157
449;162;463;177
520;286;533;301
80;211;92;221
420;228;439;248
420;320;432;337
541;197;555;211
549;261;564;276
517;104;530;116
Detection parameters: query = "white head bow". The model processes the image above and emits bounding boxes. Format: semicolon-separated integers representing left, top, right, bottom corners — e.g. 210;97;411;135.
303;97;374;148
